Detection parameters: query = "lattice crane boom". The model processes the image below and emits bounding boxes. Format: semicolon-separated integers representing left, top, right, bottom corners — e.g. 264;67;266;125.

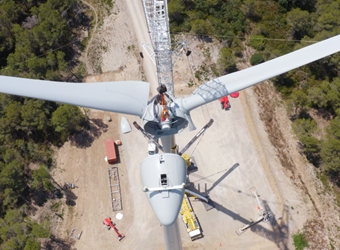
142;0;174;97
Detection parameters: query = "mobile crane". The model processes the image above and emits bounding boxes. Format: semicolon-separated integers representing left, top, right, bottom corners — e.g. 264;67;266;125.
180;194;203;241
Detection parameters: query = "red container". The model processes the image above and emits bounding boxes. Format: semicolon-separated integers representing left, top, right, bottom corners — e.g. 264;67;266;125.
104;139;117;164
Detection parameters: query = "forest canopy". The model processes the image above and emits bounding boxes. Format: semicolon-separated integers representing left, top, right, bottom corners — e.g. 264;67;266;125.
0;0;88;248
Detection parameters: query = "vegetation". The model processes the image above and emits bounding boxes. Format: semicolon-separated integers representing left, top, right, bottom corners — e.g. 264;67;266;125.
292;231;309;250
250;53;264;65
273;0;340;183
0;0;92;248
218;47;237;74
0;208;50;249
169;0;340;188
168;0;247;71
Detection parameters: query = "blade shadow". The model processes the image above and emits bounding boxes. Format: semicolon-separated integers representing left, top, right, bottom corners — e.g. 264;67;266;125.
186;163;289;249
188;163;252;198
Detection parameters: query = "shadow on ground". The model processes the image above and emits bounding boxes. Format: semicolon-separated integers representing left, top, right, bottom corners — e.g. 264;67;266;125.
187;163;290;249
70;118;108;148
64;189;78;206
250;200;289;250
189;163;249;196
44;235;76;250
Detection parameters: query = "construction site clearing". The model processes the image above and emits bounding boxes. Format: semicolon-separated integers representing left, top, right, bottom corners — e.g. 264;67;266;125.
55;98;302;250
102;115;276;245
101;119;214;244
103;136;212;243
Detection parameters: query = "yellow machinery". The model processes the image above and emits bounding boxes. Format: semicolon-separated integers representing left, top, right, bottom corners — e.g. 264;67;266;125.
181;154;191;167
180;194;203;240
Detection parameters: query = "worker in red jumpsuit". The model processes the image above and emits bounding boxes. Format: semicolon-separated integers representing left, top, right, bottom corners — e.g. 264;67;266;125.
219;96;230;110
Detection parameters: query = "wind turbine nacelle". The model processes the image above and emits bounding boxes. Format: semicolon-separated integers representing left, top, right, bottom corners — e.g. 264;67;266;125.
140;153;187;226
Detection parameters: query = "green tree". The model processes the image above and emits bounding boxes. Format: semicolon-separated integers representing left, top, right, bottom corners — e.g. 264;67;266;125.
292;118;319;159
290;90;309;115
300;135;320;155
168;0;186;25
24;238;40;250
287;8;316;39
292;118;317;137
321;138;340;173
5;101;22;133
218;47;237;74
308;84;327;109
0;209;27;248
321;117;340;173
326;116;340;140
2;188;19;209
250;53;264;65
0;209;46;249
0;158;25;193
241;0;261;21
308;78;340;113
21;99;50;135
32;10;67;50
51;104;86;142
0;0;20;52
249;35;266;51
316;1;340;32
1;238;22;250
190;19;209;35
25;141;53;164
31;165;53;191
30;221;50;238
56;51;68;72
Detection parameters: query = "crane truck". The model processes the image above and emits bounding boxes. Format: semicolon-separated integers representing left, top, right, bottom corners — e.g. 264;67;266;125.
180;194;203;241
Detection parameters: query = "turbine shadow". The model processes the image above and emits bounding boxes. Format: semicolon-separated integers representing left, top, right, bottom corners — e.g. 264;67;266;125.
188;163;252;197
250;200;290;250
212;198;289;250
186;163;289;249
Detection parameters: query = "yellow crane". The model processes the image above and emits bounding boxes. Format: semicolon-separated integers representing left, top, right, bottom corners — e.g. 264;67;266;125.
180;194;203;241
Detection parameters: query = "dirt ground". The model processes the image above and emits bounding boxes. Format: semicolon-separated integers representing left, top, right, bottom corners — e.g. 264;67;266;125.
46;0;340;250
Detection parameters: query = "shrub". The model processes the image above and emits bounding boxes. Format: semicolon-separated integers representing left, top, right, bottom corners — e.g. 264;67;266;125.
250;53;264;65
249;35;266;50
292;231;308;250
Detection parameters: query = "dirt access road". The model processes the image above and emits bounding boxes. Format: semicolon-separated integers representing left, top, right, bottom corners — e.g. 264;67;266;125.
50;0;331;249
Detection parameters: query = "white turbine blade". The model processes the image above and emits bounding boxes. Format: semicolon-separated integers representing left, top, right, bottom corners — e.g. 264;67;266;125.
0;76;150;117
178;35;340;112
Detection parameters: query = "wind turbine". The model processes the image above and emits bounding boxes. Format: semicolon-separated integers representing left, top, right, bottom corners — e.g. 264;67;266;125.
1;0;340;249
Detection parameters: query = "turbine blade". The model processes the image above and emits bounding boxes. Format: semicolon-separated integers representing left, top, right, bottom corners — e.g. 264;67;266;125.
0;76;150;117
178;35;340;112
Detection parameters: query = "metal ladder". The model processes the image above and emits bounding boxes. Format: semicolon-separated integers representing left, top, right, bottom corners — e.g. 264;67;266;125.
108;167;122;211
